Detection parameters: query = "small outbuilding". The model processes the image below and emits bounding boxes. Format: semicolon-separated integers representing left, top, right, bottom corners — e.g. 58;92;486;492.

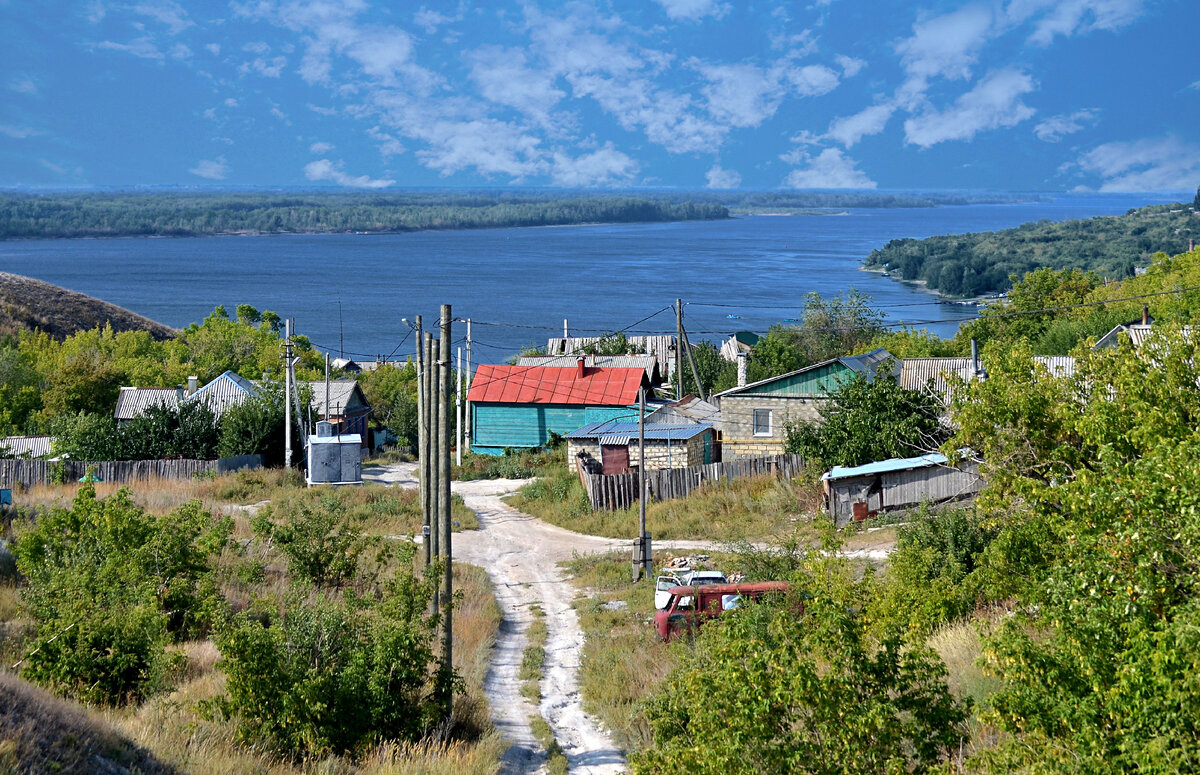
821;452;983;528
565;420;716;474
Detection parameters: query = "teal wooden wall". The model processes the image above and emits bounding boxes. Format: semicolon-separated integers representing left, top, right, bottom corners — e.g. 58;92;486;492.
471;403;638;455
741;362;853;397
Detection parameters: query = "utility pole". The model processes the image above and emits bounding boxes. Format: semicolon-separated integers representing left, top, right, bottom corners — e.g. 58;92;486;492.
465;318;472;454
414;316;429;564
425;332;439;577
633;386;650;581
681;324;706;403
456;346;463;467
284;319;292;469
675;298;684;400
438;305;454;700
563;318;568;338
338;299;344;360
324;353;331;422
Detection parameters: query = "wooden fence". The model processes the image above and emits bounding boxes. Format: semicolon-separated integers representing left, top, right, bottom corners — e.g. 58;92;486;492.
580;454;804;511
0;455;263;491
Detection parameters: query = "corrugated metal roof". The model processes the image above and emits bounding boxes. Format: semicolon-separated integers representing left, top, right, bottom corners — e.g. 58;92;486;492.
301;380;365;416
567;421;713;441
648;396;721;426
514;354;661;383
468;365;647;406
0;435;53;458
114;387;182;420
822;452;950;481
190;371;259;417
545;335;677;374
713;348;897;399
899;358;974;395
1033;355;1076;378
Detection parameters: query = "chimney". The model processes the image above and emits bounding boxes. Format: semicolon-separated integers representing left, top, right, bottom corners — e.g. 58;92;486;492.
576;355;586;379
1142;304;1149;326
970;339;986;380
736;351;748;387
186;375;198;396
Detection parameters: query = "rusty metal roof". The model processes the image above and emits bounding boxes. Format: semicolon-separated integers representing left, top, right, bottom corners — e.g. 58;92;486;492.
468;365;647;406
567;421;712;441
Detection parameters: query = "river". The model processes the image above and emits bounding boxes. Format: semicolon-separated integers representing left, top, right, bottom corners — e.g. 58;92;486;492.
0;193;1173;362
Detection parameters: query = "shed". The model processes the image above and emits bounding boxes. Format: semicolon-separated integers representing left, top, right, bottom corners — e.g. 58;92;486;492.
713;348;898;460
821;453;983;528
0;435;54;459
468;363;651;455
719;331;760;362
306;421;362;485
301;380;371;450
565;420;716;474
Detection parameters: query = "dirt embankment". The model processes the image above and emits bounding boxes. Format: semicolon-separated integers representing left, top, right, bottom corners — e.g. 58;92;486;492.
0;272;175;340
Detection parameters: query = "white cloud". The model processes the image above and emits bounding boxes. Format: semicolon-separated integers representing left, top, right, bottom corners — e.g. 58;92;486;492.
653;0;730;22
695;62;782;128
904;68;1036;147
1007;0;1144;45
189;157;229;180
205;43;220;56
835;55;866;78
170;43;192;59
1189;79;1200;91
414;7;461;34
1076;136;1200;191
895;5;994;82
705;164;741;188
550;145;637;186
309;141;335;153
242;55;287;77
304;158;394;188
1033;108;1098;141
0;125;41;139
94;37;164;60
785;64;841;97
131;1;193;35
9;76;38;95
826;103;895;147
467;46;565;128
367;126;404;157
784;148;876;188
39;159;70;176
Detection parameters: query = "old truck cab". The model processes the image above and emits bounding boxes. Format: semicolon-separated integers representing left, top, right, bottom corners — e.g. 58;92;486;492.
654;581;792;642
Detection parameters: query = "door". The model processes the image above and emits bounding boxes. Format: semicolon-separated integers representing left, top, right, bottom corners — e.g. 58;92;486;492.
703;433;712;464
601;444;630;474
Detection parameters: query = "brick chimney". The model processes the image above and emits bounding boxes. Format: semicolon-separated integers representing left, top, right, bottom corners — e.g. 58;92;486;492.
576;356;586;379
736;351;748;387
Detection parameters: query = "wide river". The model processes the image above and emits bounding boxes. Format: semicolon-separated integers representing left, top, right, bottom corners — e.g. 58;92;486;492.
0;193;1174;363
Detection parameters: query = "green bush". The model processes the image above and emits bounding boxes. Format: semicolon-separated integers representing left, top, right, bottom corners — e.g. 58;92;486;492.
12;486;230;704
251;492;386;589
214;544;453;758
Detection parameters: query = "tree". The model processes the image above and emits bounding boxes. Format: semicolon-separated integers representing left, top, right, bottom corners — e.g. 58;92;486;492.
679;340;736;397
745;291;886;384
635;554;966;774
785;370;948;470
359;362;419;448
218;387;288;465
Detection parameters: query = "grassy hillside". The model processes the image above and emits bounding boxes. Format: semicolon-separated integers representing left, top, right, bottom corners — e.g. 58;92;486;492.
0;272;175;340
864;200;1199;297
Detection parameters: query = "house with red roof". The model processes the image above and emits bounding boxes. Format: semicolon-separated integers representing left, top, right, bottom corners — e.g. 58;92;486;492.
468;359;653;455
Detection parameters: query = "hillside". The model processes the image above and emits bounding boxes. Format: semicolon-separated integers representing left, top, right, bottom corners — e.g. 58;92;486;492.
864;199;1199;297
0;272;175;340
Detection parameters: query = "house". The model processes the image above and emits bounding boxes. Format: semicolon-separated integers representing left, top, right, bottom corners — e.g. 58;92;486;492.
514;354;663;385
899;357;976;407
565;420;716;474
719;331;760;362
114;371;259;425
713;348;898;460
468;361;652;455
330;357;363;374
301;380;371;450
822;452;983;528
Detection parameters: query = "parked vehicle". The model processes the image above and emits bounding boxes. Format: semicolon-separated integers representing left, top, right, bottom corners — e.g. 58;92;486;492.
654;569;728;610
654;581;792;642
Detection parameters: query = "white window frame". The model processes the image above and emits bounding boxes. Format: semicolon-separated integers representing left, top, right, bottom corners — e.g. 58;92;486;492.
752;408;772;437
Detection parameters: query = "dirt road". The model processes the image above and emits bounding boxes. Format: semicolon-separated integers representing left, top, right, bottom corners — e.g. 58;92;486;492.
364;463;630;774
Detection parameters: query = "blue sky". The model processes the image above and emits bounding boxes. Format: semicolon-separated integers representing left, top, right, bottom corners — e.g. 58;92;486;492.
1;0;1197;191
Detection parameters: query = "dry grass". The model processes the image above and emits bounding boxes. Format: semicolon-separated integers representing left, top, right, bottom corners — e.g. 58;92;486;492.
928;619;1002;706
511;466;823;541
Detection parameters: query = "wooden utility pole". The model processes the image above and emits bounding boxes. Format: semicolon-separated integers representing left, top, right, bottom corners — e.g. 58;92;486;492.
675;298;684;400
425;332;439;575
633;386;650;581
438;305;454;693
284;319;292;469
680;324;706;402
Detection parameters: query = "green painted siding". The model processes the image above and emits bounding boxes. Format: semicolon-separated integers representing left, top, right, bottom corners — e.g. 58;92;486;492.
471;403;638;455
742;362;853;397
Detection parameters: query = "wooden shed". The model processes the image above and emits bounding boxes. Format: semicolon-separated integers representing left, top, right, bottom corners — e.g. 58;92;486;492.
821;452;983;528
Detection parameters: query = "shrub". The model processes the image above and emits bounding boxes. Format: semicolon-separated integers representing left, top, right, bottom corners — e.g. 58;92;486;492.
12;486;230;704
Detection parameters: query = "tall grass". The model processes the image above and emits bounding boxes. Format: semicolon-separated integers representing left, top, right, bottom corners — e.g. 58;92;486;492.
511;465;823;540
454;449;557;481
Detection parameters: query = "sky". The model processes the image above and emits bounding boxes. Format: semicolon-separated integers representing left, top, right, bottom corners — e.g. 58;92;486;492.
1;0;1198;192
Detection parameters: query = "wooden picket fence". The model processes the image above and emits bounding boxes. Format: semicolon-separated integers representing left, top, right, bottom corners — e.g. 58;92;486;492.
580;454;804;511
0;455;263;490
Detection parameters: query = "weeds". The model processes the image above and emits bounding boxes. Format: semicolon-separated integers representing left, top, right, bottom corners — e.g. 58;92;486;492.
454;449;557;481
519;605;547;702
530;716;568;775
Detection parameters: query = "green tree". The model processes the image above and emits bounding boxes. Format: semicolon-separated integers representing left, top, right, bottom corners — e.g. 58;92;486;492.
746;291;885;383
635;554;966;774
218;387;288;465
358;362;419;448
679;340;737;397
785;370;948;470
13;486;230;704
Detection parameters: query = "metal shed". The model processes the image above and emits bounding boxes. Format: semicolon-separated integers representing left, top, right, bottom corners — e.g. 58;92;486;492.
822;453;983;528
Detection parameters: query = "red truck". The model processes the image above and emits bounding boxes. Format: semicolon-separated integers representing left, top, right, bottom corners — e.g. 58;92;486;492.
654;581;792;642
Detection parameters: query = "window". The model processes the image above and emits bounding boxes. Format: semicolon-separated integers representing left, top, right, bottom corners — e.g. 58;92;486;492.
753;409;772;436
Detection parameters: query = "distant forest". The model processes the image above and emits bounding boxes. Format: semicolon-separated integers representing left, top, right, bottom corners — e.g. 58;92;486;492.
0;191;728;239
710;191;1041;212
864;199;1200;297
